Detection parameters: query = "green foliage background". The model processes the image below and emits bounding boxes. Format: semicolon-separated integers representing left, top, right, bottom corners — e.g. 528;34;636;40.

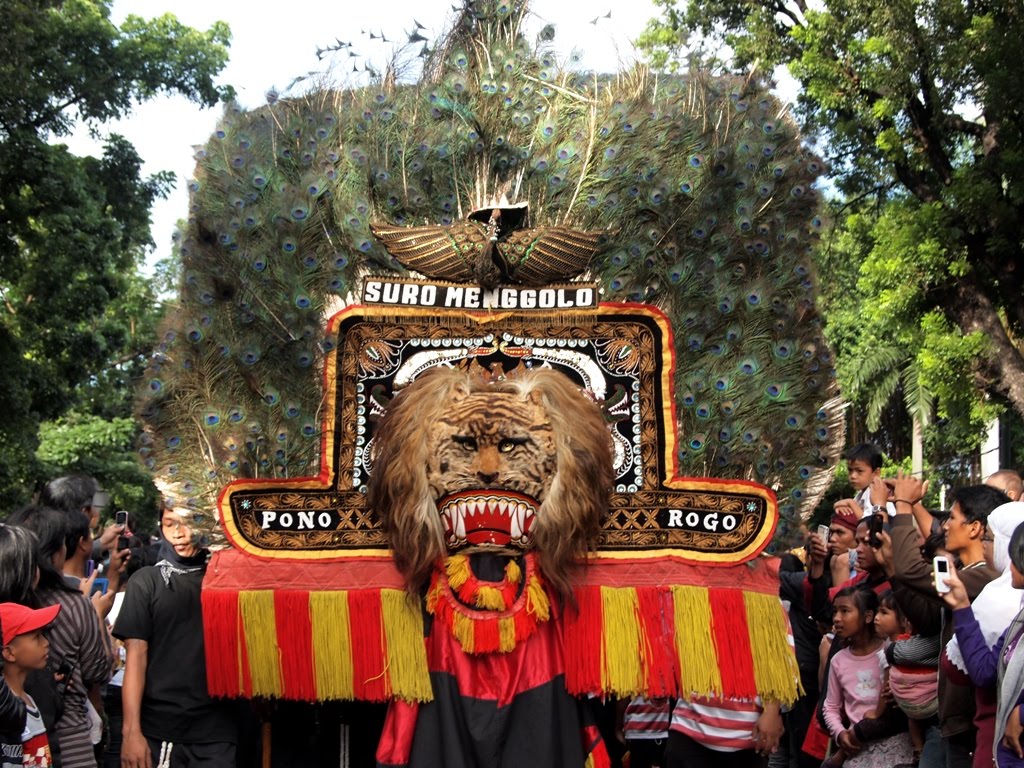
0;0;231;522
638;0;1024;501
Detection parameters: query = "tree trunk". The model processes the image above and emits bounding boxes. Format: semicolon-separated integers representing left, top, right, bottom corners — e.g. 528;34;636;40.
912;416;923;477
952;280;1024;416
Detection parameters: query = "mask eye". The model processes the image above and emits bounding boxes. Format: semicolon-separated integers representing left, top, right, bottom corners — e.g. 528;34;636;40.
499;439;517;453
453;435;477;452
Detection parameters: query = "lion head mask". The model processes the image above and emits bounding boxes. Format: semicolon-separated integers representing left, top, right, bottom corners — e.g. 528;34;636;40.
367;366;614;597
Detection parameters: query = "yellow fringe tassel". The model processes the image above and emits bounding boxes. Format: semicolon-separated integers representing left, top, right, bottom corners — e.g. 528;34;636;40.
310;591;354;700
526;575;550;621
744;591;803;706
451;612;475;653
380;589;433;702
498;616;516;652
505;558;522;584
445;555;472;590
475;585;507;610
239;590;282;698
600;587;644;696
425;578;443;615
671;585;722;698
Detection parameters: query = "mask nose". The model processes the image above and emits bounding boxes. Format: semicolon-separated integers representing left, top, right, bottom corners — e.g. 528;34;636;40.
476;446;500;486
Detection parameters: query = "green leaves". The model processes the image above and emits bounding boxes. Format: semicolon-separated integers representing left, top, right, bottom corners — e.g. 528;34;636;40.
37;414;161;532
0;0;232;510
0;1;232;136
643;0;1024;477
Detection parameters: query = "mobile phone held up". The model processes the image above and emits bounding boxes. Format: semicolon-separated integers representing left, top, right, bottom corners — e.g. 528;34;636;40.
115;510;129;528
54;659;75;698
933;556;951;594
816;524;830;543
90;577;108;597
868;514;885;548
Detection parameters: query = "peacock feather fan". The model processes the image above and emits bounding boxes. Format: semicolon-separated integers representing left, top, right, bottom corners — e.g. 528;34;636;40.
138;0;844;548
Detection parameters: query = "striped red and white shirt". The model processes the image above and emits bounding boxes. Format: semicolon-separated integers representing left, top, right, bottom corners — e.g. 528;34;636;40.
623;697;671;740
669;695;762;752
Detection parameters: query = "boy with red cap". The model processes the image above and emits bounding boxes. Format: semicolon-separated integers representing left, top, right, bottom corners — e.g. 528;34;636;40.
0;602;61;768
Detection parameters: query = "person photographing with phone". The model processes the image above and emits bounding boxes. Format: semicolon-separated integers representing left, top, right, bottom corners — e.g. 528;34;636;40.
939;519;1024;767
886;476;1005;768
939;502;1024;768
59;509;130;623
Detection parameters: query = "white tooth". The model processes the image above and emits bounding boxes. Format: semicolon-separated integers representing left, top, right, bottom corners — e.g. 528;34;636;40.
458;500;468;517
515;504;525;536
466;501;476;517
498;500;508;515
455;510;466;539
511;510;522;540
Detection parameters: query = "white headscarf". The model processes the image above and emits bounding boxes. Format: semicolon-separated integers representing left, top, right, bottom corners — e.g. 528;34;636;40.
947;501;1024;672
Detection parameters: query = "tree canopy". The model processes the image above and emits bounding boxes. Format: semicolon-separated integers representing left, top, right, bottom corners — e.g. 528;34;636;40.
0;0;232;511
639;0;1024;469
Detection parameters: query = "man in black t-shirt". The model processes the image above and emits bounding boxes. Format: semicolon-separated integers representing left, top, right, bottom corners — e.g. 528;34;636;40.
113;505;237;768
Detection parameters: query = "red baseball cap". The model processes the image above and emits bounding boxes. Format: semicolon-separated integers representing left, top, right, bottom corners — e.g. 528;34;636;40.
831;505;861;533
0;603;60;646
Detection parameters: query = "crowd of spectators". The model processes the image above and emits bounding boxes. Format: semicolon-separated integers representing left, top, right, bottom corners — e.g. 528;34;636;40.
615;446;1024;768
4;455;1024;768
0;475;231;768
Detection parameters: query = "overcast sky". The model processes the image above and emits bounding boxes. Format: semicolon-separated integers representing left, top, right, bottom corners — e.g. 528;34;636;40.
63;0;665;271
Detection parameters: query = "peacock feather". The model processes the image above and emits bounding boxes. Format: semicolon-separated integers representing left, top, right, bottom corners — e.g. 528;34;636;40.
138;0;844;549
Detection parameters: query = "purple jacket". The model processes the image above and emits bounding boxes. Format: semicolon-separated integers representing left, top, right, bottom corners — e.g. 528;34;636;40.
953;607;1024;767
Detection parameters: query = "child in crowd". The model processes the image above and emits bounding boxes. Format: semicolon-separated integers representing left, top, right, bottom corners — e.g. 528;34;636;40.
843;444;885;516
874;591;938;766
619;696;670;768
0;636;26;768
822;586;913;768
0;602;61;768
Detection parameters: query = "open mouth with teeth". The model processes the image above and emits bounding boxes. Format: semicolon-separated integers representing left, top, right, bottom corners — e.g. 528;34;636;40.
438;490;539;548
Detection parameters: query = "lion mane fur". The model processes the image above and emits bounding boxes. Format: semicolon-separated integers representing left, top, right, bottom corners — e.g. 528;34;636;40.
366;366;614;597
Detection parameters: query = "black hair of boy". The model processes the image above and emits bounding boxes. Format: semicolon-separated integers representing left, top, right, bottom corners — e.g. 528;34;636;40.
843;443;883;471
951;485;1011;526
60;511;90;566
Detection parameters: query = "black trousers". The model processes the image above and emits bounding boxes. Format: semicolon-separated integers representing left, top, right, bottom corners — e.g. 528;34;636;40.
144;738;236;768
664;731;768;768
626;737;667;768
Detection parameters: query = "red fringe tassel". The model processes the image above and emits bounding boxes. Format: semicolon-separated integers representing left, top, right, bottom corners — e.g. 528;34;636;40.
709;587;757;699
274;590;317;701
563;585;604;694
348;590;389;701
202;590;242;697
475;615;500;652
636;586;676;697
